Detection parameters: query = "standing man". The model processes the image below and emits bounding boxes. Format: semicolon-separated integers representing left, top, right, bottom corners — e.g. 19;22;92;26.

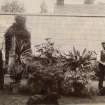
98;42;105;90
4;15;32;74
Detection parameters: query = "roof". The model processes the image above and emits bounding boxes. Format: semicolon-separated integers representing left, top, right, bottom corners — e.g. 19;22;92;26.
54;4;105;16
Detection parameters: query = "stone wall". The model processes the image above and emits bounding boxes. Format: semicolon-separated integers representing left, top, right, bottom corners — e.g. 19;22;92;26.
0;14;105;56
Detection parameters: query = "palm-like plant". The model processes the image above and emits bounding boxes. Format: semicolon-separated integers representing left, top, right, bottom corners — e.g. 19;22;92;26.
10;39;32;83
62;47;96;95
15;40;32;65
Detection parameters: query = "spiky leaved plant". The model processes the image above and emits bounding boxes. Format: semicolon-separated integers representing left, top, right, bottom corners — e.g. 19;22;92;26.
9;39;32;83
62;47;96;96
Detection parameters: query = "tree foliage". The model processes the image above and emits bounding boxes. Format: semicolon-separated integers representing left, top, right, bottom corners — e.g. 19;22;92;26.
1;0;25;13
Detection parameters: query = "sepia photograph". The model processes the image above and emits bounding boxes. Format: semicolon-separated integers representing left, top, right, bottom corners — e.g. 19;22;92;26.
0;0;105;105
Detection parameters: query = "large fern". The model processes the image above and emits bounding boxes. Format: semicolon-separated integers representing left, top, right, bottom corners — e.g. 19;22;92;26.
62;47;96;95
10;39;32;82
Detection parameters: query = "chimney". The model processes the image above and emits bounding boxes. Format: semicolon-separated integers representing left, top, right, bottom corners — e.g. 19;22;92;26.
56;0;64;6
84;0;95;4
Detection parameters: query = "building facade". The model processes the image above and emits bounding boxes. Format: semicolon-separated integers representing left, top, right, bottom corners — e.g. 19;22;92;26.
0;0;105;57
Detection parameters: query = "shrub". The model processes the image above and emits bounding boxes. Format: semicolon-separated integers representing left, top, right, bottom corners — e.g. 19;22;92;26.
28;39;97;97
27;64;64;95
9;63;24;83
61;47;96;96
35;38;59;66
27;92;59;105
27;38;63;94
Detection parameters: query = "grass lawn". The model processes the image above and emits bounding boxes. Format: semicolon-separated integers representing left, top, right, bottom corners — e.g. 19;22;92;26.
0;75;105;105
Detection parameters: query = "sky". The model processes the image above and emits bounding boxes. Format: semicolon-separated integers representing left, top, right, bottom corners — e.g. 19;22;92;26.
0;0;105;13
